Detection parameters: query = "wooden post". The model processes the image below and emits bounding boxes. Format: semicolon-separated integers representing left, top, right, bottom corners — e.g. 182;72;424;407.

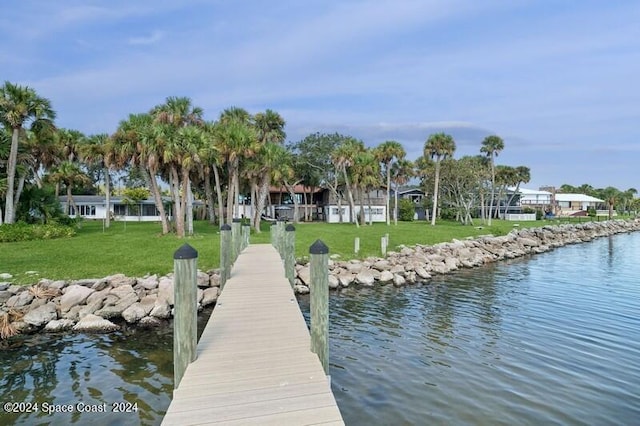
354;237;360;254
309;239;329;375
276;218;286;258
270;221;276;247
173;243;198;389
231;218;241;262
381;235;387;257
285;224;296;288
220;224;231;290
242;223;250;250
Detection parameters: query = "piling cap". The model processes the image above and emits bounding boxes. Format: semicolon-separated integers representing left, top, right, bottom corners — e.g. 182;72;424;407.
232;218;241;223
309;239;329;254
242;223;250;227
174;243;198;259
220;224;231;231
285;224;295;231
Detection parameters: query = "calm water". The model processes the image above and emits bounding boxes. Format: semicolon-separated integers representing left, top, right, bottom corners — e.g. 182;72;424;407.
2;233;640;425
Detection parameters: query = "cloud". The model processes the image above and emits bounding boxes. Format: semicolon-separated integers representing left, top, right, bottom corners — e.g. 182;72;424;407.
128;30;165;46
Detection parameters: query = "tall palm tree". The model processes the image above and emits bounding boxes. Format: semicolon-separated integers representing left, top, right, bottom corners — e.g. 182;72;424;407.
81;134;116;228
374;140;405;225
480;135;505;225
424;133;456;226
390;159;415;225
200;121;223;225
0;81;56;224
354;149;381;225
48;161;91;216
252;109;286;231
505;166;531;214
331;138;364;227
215;108;256;224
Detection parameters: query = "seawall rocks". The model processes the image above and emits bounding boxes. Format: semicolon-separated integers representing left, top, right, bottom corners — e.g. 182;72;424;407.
291;219;640;294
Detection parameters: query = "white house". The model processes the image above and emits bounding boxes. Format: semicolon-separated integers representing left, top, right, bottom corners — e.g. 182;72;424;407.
513;187;553;207
323;205;386;223
59;195;172;222
554;193;605;216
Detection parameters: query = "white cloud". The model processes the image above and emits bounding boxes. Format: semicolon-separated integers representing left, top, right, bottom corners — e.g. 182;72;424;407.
128;31;165;46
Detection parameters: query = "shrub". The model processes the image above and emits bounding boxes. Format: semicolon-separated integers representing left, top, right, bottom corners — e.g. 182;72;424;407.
523;207;535;214
536;209;543;220
587;207;596;217
398;198;416;221
0;223;76;243
440;207;457;220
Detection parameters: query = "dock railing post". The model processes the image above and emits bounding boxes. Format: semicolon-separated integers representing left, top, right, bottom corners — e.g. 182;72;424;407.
381;235;387;257
173;243;198;390
220;224;231;290
285;224;296;287
270;221;276;247
354;237;360;254
242;223;250;250
276;218;286;258
231;218;241;262
309;239;329;375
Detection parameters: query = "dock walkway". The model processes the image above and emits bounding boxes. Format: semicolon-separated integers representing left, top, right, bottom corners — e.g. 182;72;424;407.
162;244;344;425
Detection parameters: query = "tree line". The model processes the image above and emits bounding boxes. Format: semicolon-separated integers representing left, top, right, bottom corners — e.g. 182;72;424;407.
1;81;637;236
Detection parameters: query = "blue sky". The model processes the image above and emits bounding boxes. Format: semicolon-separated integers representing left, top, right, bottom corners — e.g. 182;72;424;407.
2;0;639;191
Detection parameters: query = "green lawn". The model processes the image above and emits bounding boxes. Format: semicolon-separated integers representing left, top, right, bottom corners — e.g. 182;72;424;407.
0;216;604;285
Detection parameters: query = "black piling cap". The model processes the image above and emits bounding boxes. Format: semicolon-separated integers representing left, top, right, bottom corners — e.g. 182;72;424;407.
232;218;241;223
220;224;231;231
309;239;329;254
174;243;198;259
286;224;295;232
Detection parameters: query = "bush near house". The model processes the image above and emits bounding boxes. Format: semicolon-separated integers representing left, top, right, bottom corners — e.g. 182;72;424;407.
0;223;76;243
398;198;416;221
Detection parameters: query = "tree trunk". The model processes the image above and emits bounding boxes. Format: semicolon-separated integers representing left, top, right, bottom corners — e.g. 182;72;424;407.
146;168;169;234
203;167;215;224
67;185;77;218
186;176;194;236
4;127;21;224
104;167;111;228
431;161;441;226
367;190;373;226
170;166;184;237
212;164;223;226
394;184;399;225
358;188;365;225
488;160;495;226
254;177;269;232
225;164;235;224
343;169;358;228
13;173;26;216
386;167;391;225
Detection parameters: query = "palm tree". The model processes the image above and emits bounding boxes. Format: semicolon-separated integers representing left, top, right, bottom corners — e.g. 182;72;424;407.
81;134;115;228
253;109;286;231
215;108;256;224
48;161;91;216
331;138;364;227
480;135;504;225
374;140;405;225
505;166;531;214
599;186;621;220
354;149;382;225
0;81;56;224
424;133;456;225
390;159;415;225
200;121;223;225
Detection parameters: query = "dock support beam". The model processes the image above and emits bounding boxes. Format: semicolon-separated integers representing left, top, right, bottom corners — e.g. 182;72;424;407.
309;239;329;375
220;224;231;290
276;218;286;258
285;224;296;288
173;243;198;389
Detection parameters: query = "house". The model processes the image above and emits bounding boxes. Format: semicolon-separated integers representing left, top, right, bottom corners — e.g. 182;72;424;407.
554;193;605;216
390;187;427;220
266;185;324;221
320;187;387;223
513;187;553;208
59;195;172;222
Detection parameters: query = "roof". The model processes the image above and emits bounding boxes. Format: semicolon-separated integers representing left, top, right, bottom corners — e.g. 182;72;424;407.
58;195;170;204
269;185;323;193
392;187;425;195
507;187;552;195
555;193;604;203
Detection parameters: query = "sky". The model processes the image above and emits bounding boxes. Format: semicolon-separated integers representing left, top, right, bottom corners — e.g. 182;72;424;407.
2;0;639;191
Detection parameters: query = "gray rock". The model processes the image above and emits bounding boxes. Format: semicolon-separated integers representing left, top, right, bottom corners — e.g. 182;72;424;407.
122;303;148;323
297;266;311;286
6;291;35;308
139;316;163;328
372;260;391;271
91;279;109;291
0;291;12;304
63;305;84;321
72;278;98;287
379;270;394;283
44;319;75;332
337;273;355;287
158;277;174;306
0;273;13;279
86;288;110;305
73;314;119;332
60;285;95;313
23;303;58;327
415;267;431;280
197;271;210;287
393;274;406;287
150;298;171;319
79;299;104;318
328;274;340;289
294;284;310;295
135;275;158;290
202;287;219;306
0;283;9;291
209;274;221;287
7;285;24;294
355;270;375;286
107;274;136;288
346;262;363;273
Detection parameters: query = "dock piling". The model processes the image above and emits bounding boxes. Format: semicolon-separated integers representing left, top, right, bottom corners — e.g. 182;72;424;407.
309;239;329;375
220;224;231;290
173;243;198;390
285;224;296;287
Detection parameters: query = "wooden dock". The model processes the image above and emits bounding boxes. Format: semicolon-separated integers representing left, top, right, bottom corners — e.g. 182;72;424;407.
162;244;344;425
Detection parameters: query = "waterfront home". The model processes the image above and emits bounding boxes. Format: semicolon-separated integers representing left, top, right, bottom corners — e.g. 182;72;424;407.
59;195;172;222
554;193;605;216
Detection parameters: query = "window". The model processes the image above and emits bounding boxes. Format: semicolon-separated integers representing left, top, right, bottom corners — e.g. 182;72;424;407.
69;205;96;216
142;204;158;216
331;207;346;215
114;204;127;216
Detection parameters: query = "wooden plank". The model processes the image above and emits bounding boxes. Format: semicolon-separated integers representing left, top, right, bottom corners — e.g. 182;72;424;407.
162;244;343;425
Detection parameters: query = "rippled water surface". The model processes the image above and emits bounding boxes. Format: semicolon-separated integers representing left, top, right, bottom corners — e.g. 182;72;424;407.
2;233;640;425
301;232;640;425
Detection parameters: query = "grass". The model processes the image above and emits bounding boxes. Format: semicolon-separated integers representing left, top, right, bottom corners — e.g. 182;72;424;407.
0;216;609;285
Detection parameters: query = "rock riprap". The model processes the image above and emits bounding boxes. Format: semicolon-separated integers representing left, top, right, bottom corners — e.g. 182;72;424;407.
0;270;221;339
